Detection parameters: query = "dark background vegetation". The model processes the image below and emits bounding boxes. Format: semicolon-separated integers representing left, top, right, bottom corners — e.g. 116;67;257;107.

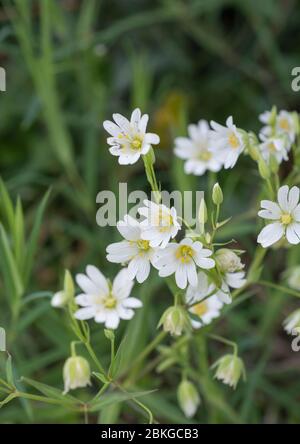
0;0;299;423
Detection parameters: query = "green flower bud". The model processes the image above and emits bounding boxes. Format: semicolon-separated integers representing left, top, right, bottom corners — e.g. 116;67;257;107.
177;380;201;418
159;306;188;337
258;157;270;180
198;198;207;225
212;183;223;205
63;356;91;394
215;248;244;273
283;309;300;335
212;354;245;389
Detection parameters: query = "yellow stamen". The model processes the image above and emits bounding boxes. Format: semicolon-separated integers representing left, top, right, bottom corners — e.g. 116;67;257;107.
228;132;240;149
199;150;212;161
131;138;142;150
268;142;276;152
191;301;208;317
175;245;194;263
156;209;173;232
281;213;292;225
137;239;150;251
279;118;290;131
104;294;117;309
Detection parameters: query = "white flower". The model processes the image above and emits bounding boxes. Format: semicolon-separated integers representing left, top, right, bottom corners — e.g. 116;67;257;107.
259;110;273;125
283;309;300;335
215;271;246;304
215;248;244;273
103;108;160;165
63;356;91;394
276;110;297;146
138;200;181;248
74;266;142;329
210;116;245;168
257;185;300;248
174;120;222;176
106;215;156;283
185;271;223;328
259;134;288;164
153;238;215;289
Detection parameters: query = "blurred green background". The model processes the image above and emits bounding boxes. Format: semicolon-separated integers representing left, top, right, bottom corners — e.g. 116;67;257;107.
0;0;300;424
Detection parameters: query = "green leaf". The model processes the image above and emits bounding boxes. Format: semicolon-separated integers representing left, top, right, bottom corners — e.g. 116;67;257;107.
23;188;51;286
109;336;127;379
6;354;14;387
0;392;18;408
89;389;154;412
20;377;78;405
14;196;25;273
0;178;15;233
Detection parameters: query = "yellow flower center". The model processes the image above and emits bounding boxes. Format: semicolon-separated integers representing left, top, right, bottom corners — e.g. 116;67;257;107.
281;213;292;225
279;118;290;131
131;137;142;150
191;301;208;317
228;132;240;149
103;294;117;309
199;150;212;161
156;209;173;232
176;245;195;263
268;142;276;152
137;239;150;251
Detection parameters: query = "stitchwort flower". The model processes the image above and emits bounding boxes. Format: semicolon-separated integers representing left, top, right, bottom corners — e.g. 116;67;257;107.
153;238;215;289
174;120;222;176
106;215;157;283
74;266;142;329
257;185;300;247
103;108;160;165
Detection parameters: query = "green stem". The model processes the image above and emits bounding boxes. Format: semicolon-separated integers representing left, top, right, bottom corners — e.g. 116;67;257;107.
258;280;300;298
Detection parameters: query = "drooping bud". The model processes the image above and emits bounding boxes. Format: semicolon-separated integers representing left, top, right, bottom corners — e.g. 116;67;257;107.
63;356;91;394
283;309;300;335
215;248;244;273
212;183;223;206
212;354;245;389
158;306;188;337
177;379;201;418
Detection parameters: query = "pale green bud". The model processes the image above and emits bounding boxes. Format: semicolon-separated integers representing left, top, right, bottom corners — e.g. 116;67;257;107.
269;154;279;174
212;183;223;205
283;309;300;335
63;356;91;394
212;354;245;389
215;248;244;273
51;269;75;308
198;198;207;225
177;380;201;418
159;306;188;337
287;266;300;291
258;157;270;179
269;105;277;126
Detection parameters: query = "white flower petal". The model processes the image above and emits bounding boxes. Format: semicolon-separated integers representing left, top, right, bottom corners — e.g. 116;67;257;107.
257;222;284;248
277;185;289;212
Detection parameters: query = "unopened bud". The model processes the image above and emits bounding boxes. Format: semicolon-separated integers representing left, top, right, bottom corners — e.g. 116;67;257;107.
212;354;245;389
177;379;200;418
258;157;270;179
283;309;300;335
198;198;207;225
215;248;244;273
51;269;74;308
287;266;300;291
63;356;91;394
159;306;188;337
212;183;223;205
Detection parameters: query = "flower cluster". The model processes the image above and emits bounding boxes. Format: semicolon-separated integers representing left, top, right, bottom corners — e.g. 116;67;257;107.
174;116;246;175
258;108;298;166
